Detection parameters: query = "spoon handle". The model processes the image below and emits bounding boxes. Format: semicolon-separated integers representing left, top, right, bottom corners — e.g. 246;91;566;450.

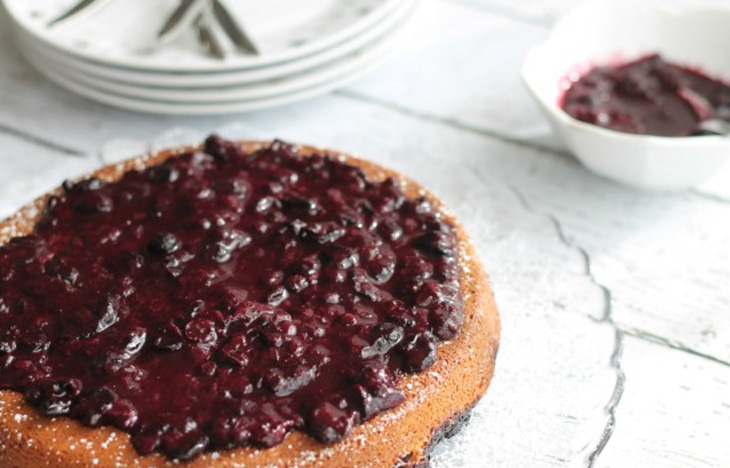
697;119;730;136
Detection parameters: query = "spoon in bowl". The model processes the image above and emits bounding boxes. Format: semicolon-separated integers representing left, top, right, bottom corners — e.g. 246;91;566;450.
678;87;730;136
697;118;730;136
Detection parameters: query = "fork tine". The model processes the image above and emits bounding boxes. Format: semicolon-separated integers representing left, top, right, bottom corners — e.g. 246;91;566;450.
211;0;259;55
196;12;227;60
48;0;110;28
158;0;206;44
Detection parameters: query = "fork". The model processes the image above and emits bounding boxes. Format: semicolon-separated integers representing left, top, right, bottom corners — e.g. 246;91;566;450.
158;0;259;58
48;0;259;60
47;0;114;27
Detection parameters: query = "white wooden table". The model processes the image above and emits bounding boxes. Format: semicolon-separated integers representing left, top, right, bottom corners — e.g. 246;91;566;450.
1;1;729;467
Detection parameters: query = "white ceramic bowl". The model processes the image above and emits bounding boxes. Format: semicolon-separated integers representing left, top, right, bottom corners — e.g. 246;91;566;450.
522;0;730;191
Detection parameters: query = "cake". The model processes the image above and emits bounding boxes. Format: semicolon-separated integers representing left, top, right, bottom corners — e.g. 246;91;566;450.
0;136;500;468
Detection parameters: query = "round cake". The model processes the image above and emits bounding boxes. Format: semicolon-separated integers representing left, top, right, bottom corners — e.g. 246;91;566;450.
0;137;499;468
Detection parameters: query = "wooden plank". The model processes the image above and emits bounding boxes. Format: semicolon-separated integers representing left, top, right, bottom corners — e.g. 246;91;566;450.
343;0;560;148
597;336;730;468
490;154;730;365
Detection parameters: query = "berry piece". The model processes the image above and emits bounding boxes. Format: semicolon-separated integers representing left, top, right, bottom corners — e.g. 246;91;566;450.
25;379;82;416
403;333;438;373
148;232;181;255
309;402;357;444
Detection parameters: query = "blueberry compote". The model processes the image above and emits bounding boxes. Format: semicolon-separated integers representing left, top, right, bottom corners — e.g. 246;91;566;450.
562;54;730;136
0;137;464;461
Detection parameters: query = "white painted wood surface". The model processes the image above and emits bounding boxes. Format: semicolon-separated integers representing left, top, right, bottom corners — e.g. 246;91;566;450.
1;1;729;467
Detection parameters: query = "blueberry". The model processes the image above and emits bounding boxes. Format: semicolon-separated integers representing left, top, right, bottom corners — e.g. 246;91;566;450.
79;387;118;426
74;192;114;214
226;376;254;397
367;257;395;283
255;196;276;213
415;282;444;307
264;366;316;397
148;232;181;255
105;399;139;430
352;383;405;421
206;228;251;263
282;197;318;215
413;232;456;257
153;322;184;351
94;295;121;334
217;335;249;367
430;305;464;341
0;339;16;354
132;427;164;455
246;403;296;448
309;402;357;444
147;164;180;183
216;176;249;196
285;274;309;293
26;379;82;416
123;328;147;357
361;324;404;359
318;227;346;244
185;318;217;345
46;195;62;211
210;417;250;449
204;134;244;162
63;177;103;193
43;258;79;284
292;256;320;277
403;333;438;373
322;246;359;270
353;272;388;303
266;286;289;306
162;428;210;461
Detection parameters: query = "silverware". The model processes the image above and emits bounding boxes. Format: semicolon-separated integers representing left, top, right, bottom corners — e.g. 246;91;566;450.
196;12;227;60
158;0;260;59
211;0;259;54
676;87;730;136
49;0;260;61
158;0;206;44
48;0;112;27
697;119;730;136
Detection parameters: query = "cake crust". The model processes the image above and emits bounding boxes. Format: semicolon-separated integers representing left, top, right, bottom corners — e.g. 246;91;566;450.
0;142;500;468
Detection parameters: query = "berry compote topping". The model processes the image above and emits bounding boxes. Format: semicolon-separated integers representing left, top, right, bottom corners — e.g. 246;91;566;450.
0;137;464;461
561;54;730;136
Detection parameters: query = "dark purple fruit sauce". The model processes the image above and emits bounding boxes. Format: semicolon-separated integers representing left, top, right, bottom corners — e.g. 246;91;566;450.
0;136;464;461
561;54;730;136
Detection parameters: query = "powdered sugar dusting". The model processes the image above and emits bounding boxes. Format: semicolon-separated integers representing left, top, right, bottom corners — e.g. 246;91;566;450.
0;139;494;468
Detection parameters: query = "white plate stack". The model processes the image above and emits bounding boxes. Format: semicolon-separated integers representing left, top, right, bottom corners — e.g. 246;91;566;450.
3;0;418;115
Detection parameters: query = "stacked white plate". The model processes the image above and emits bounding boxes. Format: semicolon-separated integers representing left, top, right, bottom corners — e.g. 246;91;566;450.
3;0;418;114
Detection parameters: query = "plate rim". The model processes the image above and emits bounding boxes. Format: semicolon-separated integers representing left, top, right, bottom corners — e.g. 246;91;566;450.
13;0;415;88
19;19;406;114
4;0;405;72
18;11;406;104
